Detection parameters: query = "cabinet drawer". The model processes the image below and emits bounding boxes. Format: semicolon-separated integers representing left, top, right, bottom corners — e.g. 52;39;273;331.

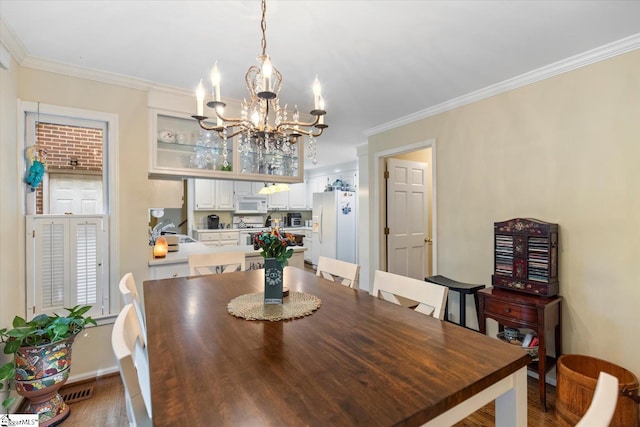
484;298;538;324
198;233;218;242
218;232;239;241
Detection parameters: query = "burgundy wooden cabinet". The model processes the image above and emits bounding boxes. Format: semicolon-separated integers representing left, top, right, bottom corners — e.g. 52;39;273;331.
492;218;559;296
478;287;562;411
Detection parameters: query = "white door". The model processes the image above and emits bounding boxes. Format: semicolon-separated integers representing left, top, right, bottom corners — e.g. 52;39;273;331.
49;173;103;214
386;158;429;280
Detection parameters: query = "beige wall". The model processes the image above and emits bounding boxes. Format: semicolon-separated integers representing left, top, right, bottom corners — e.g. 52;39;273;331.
3;68;162;379
0;47;20;370
365;50;640;377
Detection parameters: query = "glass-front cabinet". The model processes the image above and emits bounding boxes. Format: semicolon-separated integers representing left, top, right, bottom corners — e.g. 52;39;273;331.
149;109;304;183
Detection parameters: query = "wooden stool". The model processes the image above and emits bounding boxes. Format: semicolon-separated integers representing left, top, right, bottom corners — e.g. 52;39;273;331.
425;275;484;330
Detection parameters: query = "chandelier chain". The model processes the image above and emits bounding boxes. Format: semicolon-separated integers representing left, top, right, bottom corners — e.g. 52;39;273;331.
261;0;267;57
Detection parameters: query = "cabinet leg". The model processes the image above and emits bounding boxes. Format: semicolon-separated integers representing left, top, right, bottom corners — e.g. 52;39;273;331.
538;351;547;411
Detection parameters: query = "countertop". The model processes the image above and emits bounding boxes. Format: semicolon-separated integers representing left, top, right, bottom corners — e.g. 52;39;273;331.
193;227;312;233
149;242;307;266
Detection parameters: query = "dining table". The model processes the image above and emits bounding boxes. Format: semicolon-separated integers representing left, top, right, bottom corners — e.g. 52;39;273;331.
143;267;530;426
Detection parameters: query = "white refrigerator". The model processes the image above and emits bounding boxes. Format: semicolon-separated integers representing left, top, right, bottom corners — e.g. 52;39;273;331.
311;191;357;265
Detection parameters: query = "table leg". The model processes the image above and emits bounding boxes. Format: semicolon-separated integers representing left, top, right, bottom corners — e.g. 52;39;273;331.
495;367;527;427
460;292;467;328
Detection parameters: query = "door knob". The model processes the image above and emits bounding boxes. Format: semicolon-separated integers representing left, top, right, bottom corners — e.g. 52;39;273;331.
424;238;433;243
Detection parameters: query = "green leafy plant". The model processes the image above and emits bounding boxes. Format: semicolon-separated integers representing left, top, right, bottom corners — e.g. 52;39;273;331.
0;305;96;408
253;229;295;267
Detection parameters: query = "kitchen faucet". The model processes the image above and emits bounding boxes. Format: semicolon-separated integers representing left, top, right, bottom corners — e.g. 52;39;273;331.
149;221;175;245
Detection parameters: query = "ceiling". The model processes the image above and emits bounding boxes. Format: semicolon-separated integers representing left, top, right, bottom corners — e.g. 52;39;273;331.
2;1;640;170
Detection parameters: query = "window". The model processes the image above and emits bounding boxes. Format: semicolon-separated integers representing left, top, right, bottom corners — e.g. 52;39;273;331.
21;102;119;320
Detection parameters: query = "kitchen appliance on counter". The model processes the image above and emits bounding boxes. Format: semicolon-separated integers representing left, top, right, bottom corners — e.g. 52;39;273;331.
285;212;303;227
312;191;356;265
207;214;219;230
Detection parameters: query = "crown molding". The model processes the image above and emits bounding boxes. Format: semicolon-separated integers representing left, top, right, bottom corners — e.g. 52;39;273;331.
364;33;640;137
0;18;27;64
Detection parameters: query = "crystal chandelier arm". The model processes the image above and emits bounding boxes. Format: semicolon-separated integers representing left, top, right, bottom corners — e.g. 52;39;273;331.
283;126;325;138
276;113;321;131
192;117;224;132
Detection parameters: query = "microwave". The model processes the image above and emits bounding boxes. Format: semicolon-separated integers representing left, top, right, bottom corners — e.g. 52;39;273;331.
235;195;268;214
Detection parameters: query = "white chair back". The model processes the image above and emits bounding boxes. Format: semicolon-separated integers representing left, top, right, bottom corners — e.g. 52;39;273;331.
112;304;153;427
316;256;360;288
372;270;448;320
119;272;138;305
575;371;619;427
189;252;246;276
118;272;147;346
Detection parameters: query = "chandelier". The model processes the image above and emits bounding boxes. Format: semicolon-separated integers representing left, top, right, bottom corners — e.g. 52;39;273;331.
192;0;327;170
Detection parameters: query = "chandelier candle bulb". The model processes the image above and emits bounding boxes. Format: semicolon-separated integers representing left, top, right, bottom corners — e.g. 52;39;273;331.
262;56;273;93
312;76;322;109
196;79;205;117
210;62;221;102
318;97;325;125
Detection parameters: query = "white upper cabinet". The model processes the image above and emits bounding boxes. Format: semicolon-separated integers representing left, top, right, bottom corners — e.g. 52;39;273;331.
267;191;289;210
288;183;308;209
234;181;264;196
194;179;215;210
216;180;235;210
194;179;234;210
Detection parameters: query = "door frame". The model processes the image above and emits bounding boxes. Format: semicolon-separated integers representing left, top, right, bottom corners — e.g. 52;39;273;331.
374;138;437;276
18;100;120;318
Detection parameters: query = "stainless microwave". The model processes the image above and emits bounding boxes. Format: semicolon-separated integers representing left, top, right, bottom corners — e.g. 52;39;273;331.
235;195;268;214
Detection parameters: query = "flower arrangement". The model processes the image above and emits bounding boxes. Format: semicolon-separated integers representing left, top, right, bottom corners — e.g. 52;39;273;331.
253;228;295;267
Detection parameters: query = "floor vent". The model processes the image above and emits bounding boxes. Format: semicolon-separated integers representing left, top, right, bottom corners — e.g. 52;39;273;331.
60;384;95;404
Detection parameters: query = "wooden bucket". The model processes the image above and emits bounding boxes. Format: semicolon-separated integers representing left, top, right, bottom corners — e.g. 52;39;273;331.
556;354;639;427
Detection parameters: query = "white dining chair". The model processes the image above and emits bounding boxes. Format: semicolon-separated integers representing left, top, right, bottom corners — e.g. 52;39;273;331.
118;272;147;346
316;256;360;288
188;252;246;276
575;371;619;427
372;270;449;320
112;304;153;427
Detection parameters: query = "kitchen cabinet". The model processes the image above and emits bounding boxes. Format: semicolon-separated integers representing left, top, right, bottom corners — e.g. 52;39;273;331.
150;263;190;280
288;183;308;209
216;181;235;210
194;179;215;210
267;191;289;210
149;108;303;183
303;229;313;263
194;179;234;210
234;181;265;196
194;230;240;247
265;183;308;210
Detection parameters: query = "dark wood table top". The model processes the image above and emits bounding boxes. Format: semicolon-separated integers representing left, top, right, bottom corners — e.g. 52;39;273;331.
144;267;530;427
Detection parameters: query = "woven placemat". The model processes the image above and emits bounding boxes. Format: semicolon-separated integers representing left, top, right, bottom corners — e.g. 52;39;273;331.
227;291;322;321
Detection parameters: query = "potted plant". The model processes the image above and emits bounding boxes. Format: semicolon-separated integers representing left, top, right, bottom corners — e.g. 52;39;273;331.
0;305;96;425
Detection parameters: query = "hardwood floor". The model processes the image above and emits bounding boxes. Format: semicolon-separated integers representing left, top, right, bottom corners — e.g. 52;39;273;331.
61;374;560;426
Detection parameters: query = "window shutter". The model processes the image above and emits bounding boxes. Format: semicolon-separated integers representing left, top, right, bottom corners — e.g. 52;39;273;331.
72;219;100;306
28;216;107;319
38;219;69;312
